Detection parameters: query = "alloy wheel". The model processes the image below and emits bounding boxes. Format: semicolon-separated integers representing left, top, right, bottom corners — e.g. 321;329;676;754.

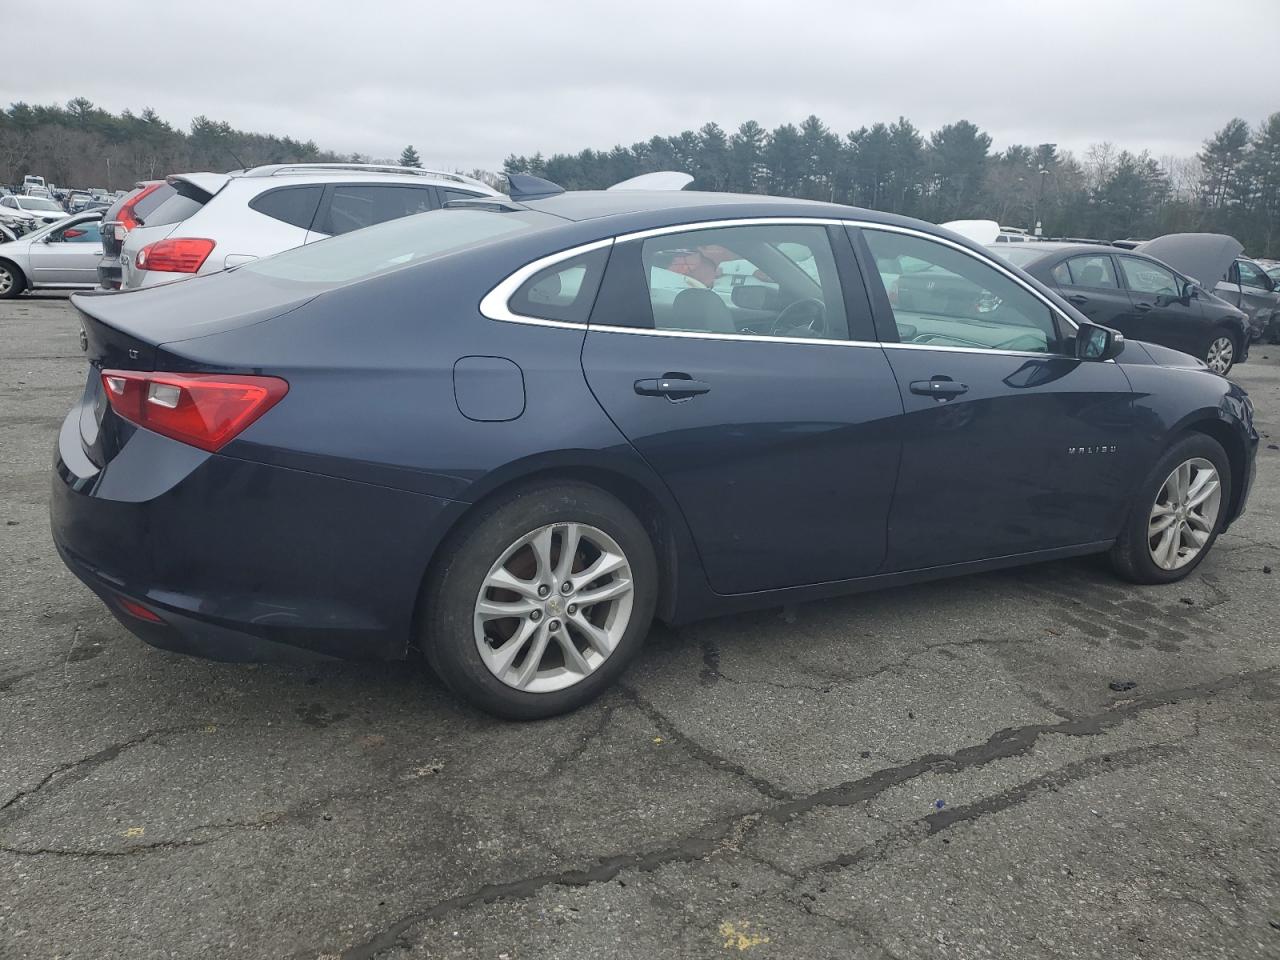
473;522;634;692
0;267;13;295
1148;457;1221;571
1205;336;1234;375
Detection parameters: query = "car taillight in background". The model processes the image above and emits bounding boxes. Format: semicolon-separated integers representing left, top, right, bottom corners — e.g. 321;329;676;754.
100;370;288;452
115;182;165;233
135;238;216;274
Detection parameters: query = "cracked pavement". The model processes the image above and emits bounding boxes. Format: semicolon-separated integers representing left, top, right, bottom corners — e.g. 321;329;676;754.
2;295;1279;959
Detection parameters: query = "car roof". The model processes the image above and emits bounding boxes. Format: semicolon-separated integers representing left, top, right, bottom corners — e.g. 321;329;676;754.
517;190;856;223
229;163;497;193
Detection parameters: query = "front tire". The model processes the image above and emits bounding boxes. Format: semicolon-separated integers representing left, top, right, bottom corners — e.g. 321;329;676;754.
0;260;26;299
1204;330;1237;375
422;482;657;720
1110;433;1230;584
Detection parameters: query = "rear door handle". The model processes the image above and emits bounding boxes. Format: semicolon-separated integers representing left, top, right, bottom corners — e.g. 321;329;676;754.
909;379;969;399
634;376;711;400
1066;294;1088;305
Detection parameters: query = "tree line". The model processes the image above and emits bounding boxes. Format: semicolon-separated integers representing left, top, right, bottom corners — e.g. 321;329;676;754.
0;98;346;192
3;99;1276;256
504;114;1280;257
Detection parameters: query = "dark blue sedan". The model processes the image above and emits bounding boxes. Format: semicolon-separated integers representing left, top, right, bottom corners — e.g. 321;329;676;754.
51;186;1258;718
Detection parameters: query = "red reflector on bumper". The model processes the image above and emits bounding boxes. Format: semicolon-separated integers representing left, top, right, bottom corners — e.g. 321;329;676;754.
117;596;165;623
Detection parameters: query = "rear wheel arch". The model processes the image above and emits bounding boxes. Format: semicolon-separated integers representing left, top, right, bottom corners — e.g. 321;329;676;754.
413;463;687;651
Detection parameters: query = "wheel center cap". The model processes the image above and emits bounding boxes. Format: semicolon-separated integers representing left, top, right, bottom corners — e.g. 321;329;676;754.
547;597;561;615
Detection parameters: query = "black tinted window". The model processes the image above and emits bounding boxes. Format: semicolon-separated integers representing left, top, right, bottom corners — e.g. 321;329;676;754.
130;184;175;222
1066;255;1118;289
508;248;609;324
139;189;203;227
319;185;436;236
250;185;322;229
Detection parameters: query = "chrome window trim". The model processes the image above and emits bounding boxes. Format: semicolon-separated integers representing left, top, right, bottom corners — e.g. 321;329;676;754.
588;324;880;348
479;237;614;326
480;216;1082;355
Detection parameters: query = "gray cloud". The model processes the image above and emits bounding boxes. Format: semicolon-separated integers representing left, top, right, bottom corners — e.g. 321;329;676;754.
4;0;1276;171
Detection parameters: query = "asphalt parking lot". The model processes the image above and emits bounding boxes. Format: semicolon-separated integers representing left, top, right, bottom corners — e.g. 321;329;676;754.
1;293;1278;960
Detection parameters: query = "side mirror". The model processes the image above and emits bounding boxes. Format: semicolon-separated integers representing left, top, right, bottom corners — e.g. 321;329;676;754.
730;284;773;311
1182;280;1199;300
1076;321;1124;361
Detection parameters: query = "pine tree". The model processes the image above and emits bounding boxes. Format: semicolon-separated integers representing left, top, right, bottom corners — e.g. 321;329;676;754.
398;144;421;168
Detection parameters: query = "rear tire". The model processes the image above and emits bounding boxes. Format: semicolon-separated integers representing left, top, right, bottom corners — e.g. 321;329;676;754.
0;261;26;299
422;482;657;720
1110;433;1230;585
1204;329;1237;375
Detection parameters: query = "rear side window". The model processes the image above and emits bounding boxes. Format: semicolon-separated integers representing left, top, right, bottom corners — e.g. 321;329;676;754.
508;248;609;324
318;185;436;236
250;185;322;229
440;188;486;204
1066;255;1118;289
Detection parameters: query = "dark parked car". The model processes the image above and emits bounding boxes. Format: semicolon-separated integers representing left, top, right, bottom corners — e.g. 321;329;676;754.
52;188;1258;719
96;180;175;289
990;241;1251;375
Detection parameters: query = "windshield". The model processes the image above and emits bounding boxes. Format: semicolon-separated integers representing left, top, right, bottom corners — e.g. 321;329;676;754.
18;197;62;212
986;245;1048;268
244;208;552;285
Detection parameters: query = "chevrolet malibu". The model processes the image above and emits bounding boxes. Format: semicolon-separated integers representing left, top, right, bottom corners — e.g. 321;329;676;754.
51;186;1258;719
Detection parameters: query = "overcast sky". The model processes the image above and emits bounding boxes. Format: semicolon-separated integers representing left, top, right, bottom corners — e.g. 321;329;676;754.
5;0;1277;171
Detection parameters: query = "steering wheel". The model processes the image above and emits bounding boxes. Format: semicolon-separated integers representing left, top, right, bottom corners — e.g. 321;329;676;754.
770;297;827;337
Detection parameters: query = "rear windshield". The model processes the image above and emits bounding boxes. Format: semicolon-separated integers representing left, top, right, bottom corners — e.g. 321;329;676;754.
138;185;204;227
243;208;551;284
18;197;62;212
987;245;1048;267
131;183;175;222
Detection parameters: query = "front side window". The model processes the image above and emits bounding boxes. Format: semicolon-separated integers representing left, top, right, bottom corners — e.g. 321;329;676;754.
0;198;15;209
1237;260;1270;290
1118;256;1179;296
1066;255;1118;289
55;221;102;244
319;185;436;236
863;229;1064;354
636;224;849;339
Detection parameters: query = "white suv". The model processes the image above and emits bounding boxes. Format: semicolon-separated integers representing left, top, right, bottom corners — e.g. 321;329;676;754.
118;164;502;289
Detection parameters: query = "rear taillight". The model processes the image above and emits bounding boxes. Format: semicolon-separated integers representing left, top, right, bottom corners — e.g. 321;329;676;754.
101;370;288;452
116;182;164;232
135;238;216;273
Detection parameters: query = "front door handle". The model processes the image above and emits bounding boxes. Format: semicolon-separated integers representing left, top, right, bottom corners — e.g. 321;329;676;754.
634;376;711;400
1134;301;1153;311
909;379;969;399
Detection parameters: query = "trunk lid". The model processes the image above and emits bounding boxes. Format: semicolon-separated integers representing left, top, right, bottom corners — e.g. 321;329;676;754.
71;270;317;467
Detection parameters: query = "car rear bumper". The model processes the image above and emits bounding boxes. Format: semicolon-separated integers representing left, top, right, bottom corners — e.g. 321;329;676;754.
97;258;121;290
50;406;462;663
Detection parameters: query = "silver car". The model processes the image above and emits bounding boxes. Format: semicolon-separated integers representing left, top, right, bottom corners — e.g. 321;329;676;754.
0;213;103;298
118;163;502;289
